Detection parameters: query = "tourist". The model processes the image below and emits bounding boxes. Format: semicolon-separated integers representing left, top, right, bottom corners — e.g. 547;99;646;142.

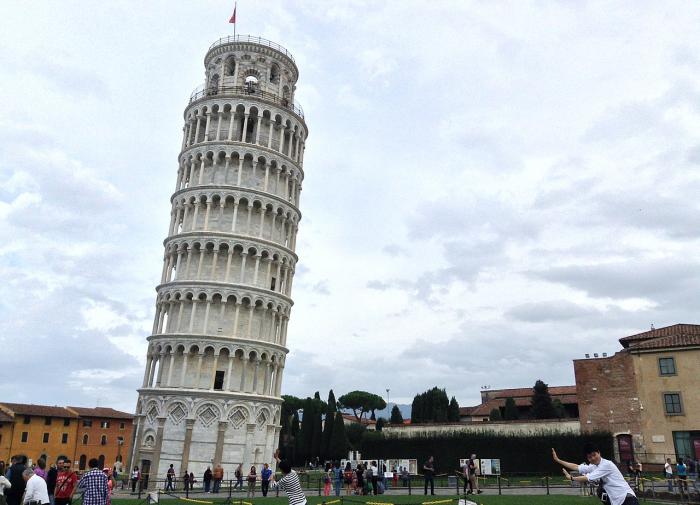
189;472;195;491
333;461;342;496
45;458;62;505
343;462;353;495
53;460;77;505
677;459;688;493
261;463;272;497
165;464;175;491
468;454;481;494
103;469;113;505
552;445;638;505
203;467;212;493
6;455;27;505
234;464;243;491
247;466;257;497
422;456;435;496
270;450;306;505
400;466;409;487
665;458;673;492
182;471;189;491
355;463;364;495
461;459;470;494
77;459;108;505
369;461;379;495
23;469;49;505
212;464;224;493
0;470;12;505
323;464;331;496
130;466;140;493
392;465;398;489
690;458;699;492
34;460;47;481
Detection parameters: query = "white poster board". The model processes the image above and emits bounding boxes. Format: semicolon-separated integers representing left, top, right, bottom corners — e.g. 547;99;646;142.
479;459;501;475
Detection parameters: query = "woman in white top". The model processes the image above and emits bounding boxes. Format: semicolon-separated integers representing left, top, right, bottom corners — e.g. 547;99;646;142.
0;473;12;505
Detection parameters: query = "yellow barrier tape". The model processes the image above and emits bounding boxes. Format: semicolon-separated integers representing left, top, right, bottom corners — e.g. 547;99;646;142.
176;498;215;504
364;502;393;505
421;499;455;505
323;500;341;504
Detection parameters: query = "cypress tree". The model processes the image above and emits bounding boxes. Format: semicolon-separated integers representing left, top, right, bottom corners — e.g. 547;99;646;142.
531;380;556;419
322;390;337;459
390;405;404;424
489;408;502;421
329;411;349;460
447;396;460;422
504;397;519;420
310;409;323;460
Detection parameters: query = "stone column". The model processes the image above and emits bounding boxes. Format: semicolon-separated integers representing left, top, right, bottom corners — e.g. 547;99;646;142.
148;417;166;489
180;419;195;476
204;111;212;142
179;352;189;387
241;113;249;142
255;116;263;144
213;421;227;467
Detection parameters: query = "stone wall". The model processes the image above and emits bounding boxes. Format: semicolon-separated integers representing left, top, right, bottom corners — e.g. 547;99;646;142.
382;419;580;437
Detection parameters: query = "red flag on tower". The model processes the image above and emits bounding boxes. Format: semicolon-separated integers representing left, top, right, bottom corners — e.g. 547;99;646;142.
229;3;237;24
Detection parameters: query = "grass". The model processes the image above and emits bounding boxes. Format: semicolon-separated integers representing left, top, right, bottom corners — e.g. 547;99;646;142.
111;495;669;505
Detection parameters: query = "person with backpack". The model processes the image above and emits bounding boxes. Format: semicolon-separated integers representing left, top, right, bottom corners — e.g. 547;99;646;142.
553;444;638;505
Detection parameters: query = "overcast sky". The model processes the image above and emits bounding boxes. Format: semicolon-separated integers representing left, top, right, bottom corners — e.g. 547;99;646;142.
1;1;699;413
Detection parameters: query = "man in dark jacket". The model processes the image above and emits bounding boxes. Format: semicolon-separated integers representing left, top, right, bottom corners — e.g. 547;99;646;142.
6;455;27;505
46;458;63;505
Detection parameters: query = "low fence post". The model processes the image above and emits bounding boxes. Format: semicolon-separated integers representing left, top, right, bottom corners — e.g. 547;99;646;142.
228;479;233;499
546;476;550;495
408;476;412;495
497;475;502;495
456;474;459;496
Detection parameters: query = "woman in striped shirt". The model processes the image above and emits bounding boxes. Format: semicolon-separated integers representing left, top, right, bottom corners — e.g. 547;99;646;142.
271;450;306;505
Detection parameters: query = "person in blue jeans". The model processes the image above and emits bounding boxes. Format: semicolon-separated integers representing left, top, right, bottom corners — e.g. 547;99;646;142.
260;463;272;497
333;462;343;496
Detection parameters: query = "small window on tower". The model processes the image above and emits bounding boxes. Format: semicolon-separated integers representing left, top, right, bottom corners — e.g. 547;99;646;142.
213;371;225;390
270;277;276;290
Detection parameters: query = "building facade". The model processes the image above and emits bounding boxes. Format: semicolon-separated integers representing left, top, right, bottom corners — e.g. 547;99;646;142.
0;403;133;471
459;385;579;422
131;35;307;485
575;324;700;466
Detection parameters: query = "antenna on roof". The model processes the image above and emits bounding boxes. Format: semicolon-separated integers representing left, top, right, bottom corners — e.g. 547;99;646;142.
651;323;655;330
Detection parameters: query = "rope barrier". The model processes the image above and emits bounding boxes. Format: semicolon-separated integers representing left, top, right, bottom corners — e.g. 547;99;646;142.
421;499;456;504
162;492;215;504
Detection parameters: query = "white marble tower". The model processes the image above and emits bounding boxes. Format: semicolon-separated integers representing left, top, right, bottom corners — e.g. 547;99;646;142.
131;35;307;484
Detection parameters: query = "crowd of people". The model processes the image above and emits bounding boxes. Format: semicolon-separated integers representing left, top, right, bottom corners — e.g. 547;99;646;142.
0;455;113;505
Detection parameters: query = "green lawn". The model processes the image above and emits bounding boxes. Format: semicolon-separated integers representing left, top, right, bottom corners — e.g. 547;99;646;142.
111;496;667;505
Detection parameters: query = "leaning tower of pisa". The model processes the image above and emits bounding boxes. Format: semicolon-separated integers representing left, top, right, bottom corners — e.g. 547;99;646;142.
130;35;307;484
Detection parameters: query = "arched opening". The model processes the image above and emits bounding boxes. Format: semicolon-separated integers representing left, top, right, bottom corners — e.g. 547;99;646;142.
245;75;259;94
270;64;280;83
617;434;634;466
79;454;87;470
101;435;107;446
82;434;89;445
98;454;105;469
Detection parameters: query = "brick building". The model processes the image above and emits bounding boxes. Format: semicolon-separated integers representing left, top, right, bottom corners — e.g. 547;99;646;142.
66;407;134;471
459;385;579;422
574;324;700;466
0;403;133;472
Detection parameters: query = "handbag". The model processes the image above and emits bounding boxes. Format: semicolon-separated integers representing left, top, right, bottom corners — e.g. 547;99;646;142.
596;478;611;505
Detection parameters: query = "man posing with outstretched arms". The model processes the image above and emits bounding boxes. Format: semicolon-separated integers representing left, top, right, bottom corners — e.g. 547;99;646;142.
270;450;306;505
552;444;638;505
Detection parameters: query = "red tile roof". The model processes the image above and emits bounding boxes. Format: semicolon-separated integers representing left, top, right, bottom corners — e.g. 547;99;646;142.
0;410;14;422
627;333;700;351
485;386;577;398
0;403;78;418
619;324;700;347
341;413;376;425
66;407;133;420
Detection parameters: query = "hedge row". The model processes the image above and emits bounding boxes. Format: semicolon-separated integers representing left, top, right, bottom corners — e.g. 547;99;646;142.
360;430;613;474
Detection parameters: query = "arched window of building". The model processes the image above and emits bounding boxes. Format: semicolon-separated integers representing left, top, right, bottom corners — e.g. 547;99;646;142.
270;64;280;83
82;434;89;445
100;435;107;445
79;455;87;470
98;455;105;469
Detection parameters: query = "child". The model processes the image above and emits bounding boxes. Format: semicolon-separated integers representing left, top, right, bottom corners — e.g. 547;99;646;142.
270;450;306;505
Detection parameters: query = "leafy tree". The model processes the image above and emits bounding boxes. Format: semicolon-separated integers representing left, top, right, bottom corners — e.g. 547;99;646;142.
321;390;337;459
329;411;349;460
447;396;460;422
410;387;450;423
346;423;367;449
310;408;323;460
390;405;404;424
370;410;376;421
504;397;519;420
376;417;386;431
531;380;556;419
338;391;386;422
489;408;502;421
552;399;566;419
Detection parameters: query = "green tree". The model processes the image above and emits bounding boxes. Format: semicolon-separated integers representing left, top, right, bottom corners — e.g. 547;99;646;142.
447;396;460;422
376;417;386;431
410;387;451;423
338;391;387;422
345;423;366;449
552;399;566;419
329;411;349;460
321;390;337;459
310;408;323;460
489;408;502;421
531;380;556;419
504;397;519;420
390;405;404;424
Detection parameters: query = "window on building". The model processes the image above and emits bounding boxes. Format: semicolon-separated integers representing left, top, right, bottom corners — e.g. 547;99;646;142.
270;277;276;291
213;370;225;390
659;357;676;376
100;435;107;445
79;455;87;470
43;433;50;443
63;418;71;427
664;393;683;415
83;434;89;445
62;433;68;444
117;436;124;444
23;416;30;424
45;417;52;425
119;422;125;430
83;419;92;427
21;431;28;443
100;421;110;429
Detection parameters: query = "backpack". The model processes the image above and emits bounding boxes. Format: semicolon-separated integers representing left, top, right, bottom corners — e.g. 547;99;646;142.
596;479;610;505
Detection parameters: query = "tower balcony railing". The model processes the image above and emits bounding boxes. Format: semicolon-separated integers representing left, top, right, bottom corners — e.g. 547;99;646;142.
208;35;296;63
189;84;304;119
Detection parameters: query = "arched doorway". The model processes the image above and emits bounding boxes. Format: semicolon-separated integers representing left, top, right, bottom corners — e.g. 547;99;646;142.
79;455;87;470
98;454;105;469
617;434;634;465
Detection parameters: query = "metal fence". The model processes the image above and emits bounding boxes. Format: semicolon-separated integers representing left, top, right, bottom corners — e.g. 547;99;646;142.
187;85;305;119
